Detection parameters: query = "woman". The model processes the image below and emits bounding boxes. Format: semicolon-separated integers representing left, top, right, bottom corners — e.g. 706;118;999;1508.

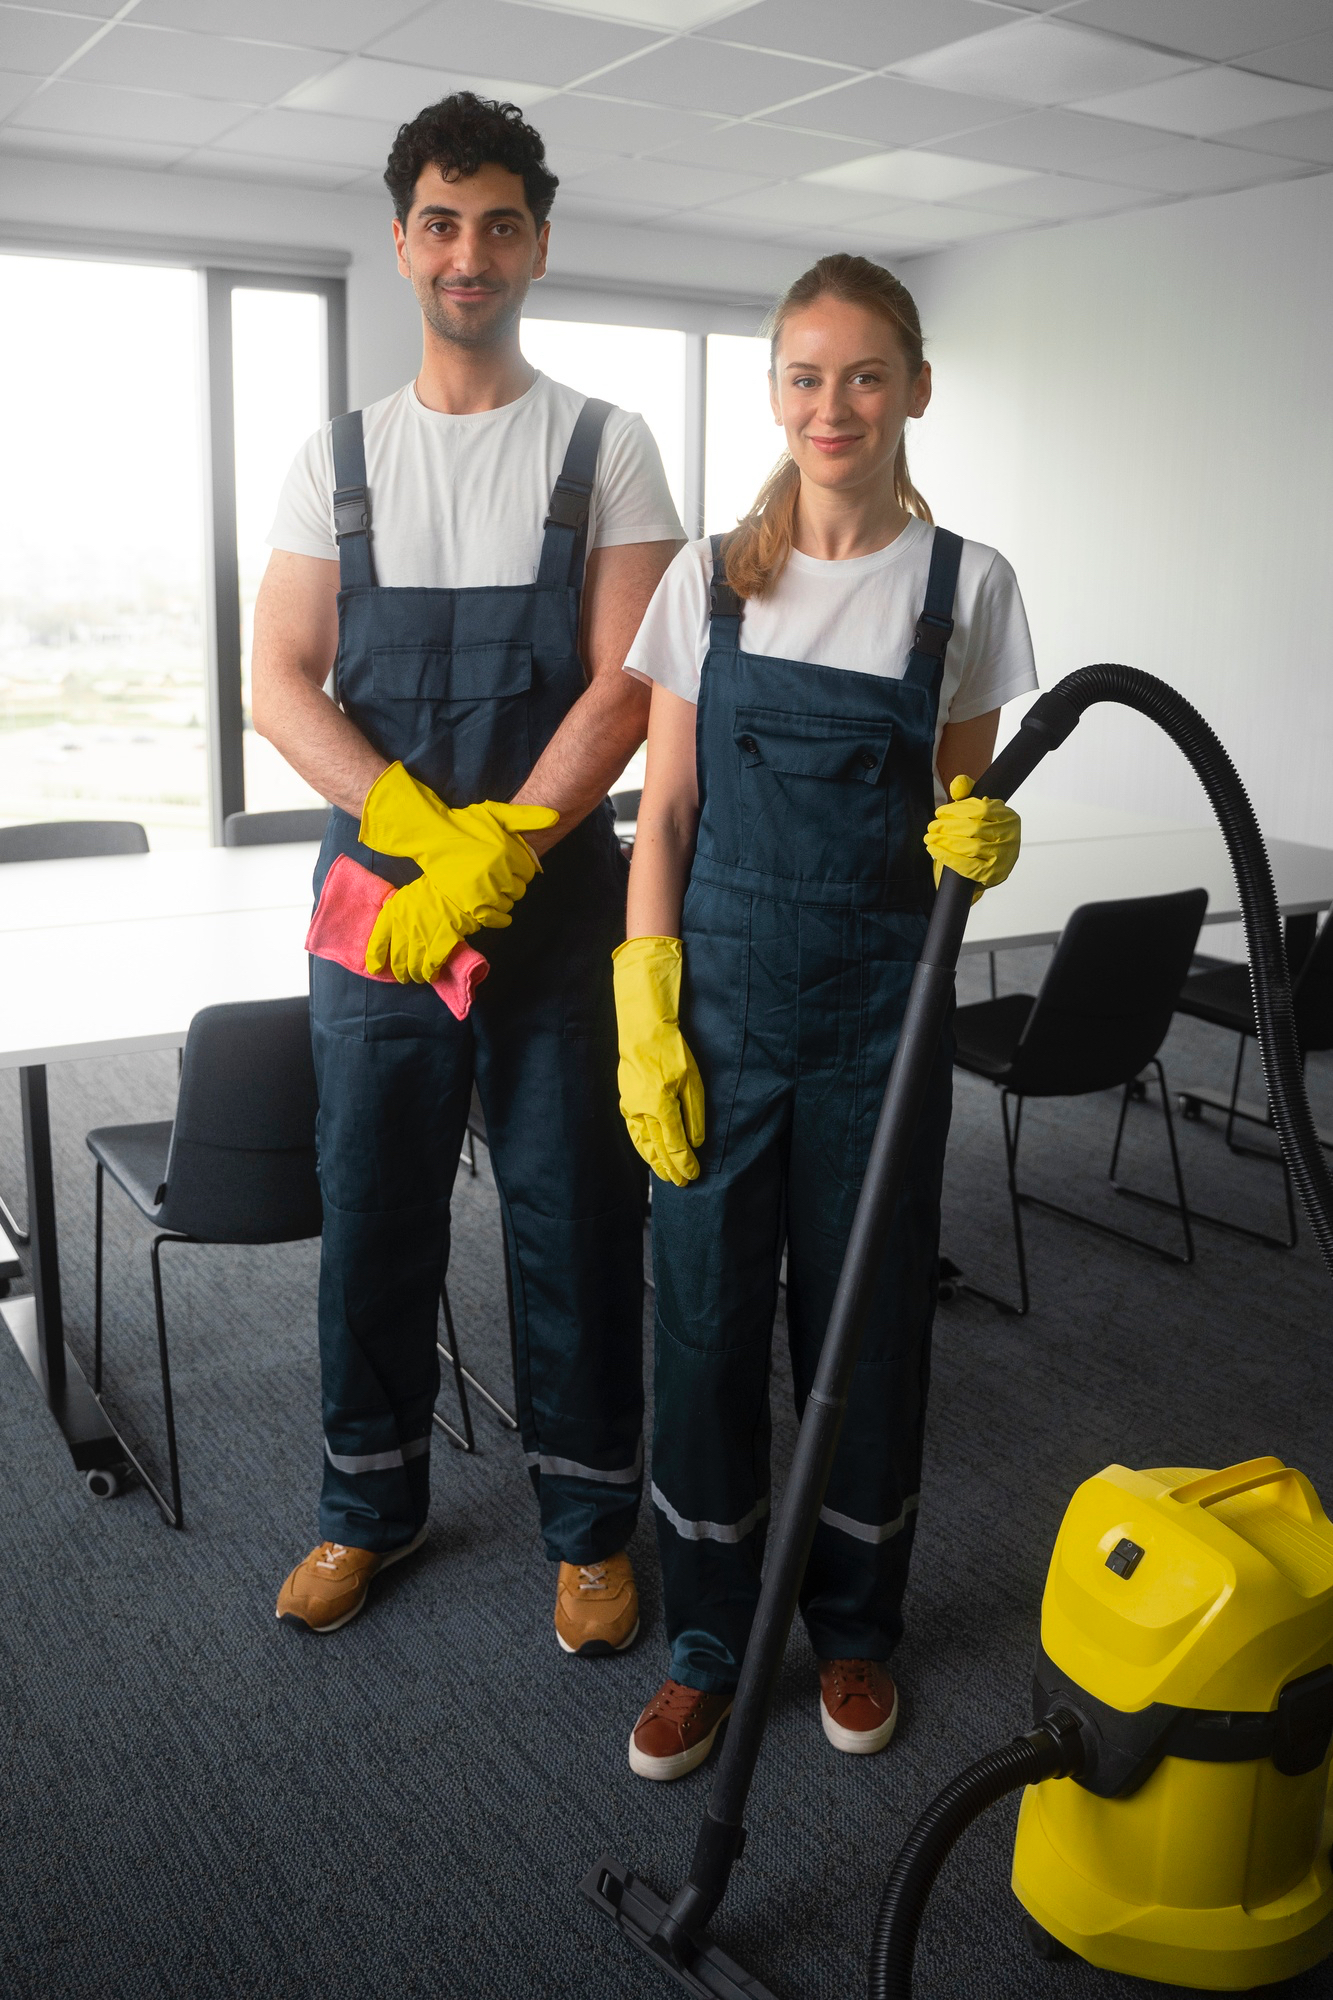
613;255;1038;1781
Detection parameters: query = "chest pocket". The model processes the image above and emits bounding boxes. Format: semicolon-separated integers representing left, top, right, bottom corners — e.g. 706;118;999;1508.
731;706;895;897
371;641;533;805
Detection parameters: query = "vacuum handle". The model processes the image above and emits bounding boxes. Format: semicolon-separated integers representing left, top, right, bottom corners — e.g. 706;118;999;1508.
1170;1457;1293;1509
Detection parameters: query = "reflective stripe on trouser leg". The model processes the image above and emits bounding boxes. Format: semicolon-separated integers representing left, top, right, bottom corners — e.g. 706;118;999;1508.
311;962;472;1554
473;857;646;1567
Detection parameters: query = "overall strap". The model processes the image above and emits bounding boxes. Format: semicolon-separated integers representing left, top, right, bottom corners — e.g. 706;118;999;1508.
903;525;963;686
331;410;375;589
707;533;743;650
536;397;613;590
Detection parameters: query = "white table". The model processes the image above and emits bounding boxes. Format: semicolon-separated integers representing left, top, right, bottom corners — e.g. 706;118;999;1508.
3;815;1333;1502
0;844;319;1488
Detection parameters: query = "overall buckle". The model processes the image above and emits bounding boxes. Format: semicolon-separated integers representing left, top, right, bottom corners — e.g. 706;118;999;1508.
545;479;591;532
912;612;954;659
333;485;370;540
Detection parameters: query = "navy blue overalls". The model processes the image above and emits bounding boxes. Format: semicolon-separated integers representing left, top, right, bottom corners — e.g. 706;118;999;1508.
310;398;645;1560
649;527;963;1691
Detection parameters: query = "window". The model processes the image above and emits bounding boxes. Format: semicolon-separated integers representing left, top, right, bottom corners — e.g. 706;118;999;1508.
231;286;327;814
0;254;209;847
520;317;687;525
705;333;780;538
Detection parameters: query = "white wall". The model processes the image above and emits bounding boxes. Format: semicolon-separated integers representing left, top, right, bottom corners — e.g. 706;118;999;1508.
906;170;1333;852
0;155;793;409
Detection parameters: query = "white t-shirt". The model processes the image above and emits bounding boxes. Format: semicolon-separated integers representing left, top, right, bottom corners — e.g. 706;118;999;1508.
624;518;1037;790
267;371;683;586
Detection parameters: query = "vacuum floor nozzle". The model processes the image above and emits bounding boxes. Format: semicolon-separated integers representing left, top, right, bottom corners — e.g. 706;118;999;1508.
580;1856;778;2000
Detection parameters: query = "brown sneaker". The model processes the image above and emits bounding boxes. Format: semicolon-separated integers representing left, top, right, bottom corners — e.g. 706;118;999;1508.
629;1679;734;1781
276;1524;428;1633
555;1550;640;1655
818;1658;899;1754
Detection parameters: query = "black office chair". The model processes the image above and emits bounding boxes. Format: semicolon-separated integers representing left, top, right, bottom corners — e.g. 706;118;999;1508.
0;819;149;1258
454;1085;520;1434
1174;911;1333;1247
953;888;1207;1315
86;997;486;1526
222;807;330;846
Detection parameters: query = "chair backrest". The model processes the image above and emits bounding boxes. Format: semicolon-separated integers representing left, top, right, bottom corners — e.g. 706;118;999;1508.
0;819;148;863
158;996;321;1244
1293;912;1333;1053
1008;888;1208;1098
610;789;641;821
223;807;330;847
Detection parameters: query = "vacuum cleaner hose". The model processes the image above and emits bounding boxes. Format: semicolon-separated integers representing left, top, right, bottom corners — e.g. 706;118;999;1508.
989;664;1333;1284
868;1716;1084;2000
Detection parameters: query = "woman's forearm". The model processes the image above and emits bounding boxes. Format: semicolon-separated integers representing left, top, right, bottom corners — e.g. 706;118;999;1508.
626;682;700;940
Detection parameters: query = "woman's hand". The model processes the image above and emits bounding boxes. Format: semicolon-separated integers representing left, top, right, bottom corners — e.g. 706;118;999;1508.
612;935;705;1186
924;774;1021;895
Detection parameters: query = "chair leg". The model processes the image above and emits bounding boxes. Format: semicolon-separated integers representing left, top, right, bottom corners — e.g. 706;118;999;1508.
1224;1033;1248;1151
1153;1057;1195;1266
988;951;998;1002
954;1088;1029;1317
93;1163;105;1392
436;1276;518;1438
433;1279;476;1453
0;1189;29;1247
146;1236;184;1530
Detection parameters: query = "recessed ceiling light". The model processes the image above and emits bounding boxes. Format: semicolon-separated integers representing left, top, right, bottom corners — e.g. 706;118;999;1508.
891;18;1196;107
1076;65;1333;137
519;0;753;28
805;150;1034;203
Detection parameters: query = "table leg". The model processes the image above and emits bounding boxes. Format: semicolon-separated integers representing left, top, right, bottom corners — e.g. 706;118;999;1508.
0;1064;124;1475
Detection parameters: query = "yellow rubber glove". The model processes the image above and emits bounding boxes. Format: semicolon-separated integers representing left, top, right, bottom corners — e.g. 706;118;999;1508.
924;774;1021;898
612;935;705;1188
365;876;465;985
359;763;559;934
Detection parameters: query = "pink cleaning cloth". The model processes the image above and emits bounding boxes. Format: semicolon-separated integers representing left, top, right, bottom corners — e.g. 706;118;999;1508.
305;852;489;1022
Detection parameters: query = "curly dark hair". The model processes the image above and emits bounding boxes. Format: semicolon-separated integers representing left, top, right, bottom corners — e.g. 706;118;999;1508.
384;91;559;227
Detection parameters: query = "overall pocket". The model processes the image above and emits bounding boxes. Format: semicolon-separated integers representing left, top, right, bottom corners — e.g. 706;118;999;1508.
732;706;893;894
371;641;533;804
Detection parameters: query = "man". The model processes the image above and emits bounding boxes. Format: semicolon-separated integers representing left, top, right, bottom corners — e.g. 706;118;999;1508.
252;92;682;1649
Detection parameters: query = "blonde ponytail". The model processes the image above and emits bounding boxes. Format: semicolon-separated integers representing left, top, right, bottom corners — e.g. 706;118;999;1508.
724;253;931;601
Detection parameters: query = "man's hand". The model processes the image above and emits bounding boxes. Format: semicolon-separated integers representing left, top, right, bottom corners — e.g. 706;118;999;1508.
359;762;558;932
365;876;465;985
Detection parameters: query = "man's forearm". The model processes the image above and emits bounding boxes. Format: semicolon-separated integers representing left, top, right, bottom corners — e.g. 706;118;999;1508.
511;671;650;855
253;671;388;820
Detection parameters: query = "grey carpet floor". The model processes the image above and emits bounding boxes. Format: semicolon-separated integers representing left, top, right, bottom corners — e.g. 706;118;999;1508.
1;948;1331;2000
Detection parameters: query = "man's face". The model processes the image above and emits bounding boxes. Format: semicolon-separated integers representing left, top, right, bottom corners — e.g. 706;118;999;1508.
393;160;549;349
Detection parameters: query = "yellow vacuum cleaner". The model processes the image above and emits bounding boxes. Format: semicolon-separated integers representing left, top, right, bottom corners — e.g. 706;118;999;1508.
871;1454;1333;1996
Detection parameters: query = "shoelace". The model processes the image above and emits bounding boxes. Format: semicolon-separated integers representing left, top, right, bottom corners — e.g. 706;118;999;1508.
826;1659;882;1707
314;1542;351;1574
646;1679;711;1722
577;1562;609;1596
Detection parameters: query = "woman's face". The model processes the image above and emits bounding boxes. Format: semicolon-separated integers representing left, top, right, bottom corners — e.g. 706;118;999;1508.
769;296;931;498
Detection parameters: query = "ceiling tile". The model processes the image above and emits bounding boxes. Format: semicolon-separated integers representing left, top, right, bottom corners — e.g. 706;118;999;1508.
1095;135;1316;192
1220;104;1333;161
524;0;749;25
544;141;624;179
533;90;721;153
1076;66;1333;136
8;75;244;142
843;202;1018;243
806;148;1032;201
697;0;999;70
554;191;676;224
559;156;765;206
0;5;102;75
210;105;395;167
697;179;908;227
768;75;1012;147
180;146;368;188
0;125;188;165
891;18;1196;106
1239;31;1333;92
66;23;337;102
283;55;553;121
131;1;430;50
941;106;1173;170
659;202;786;237
591;36;833;117
1062;1;1333;64
0;66;36;116
961;171;1144;217
648;119;869;177
367;2;659;87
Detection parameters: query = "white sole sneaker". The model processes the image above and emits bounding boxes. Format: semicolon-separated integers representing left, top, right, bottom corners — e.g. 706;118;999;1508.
278;1521;429;1633
628;1700;733;1782
556;1616;641;1657
820;1681;899;1755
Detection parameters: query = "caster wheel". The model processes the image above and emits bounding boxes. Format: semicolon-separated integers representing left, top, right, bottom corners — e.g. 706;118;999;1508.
1129;1078;1148;1102
86;1465;123;1500
937;1280;957;1303
1023;1916;1076;1963
1179;1096;1202;1122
